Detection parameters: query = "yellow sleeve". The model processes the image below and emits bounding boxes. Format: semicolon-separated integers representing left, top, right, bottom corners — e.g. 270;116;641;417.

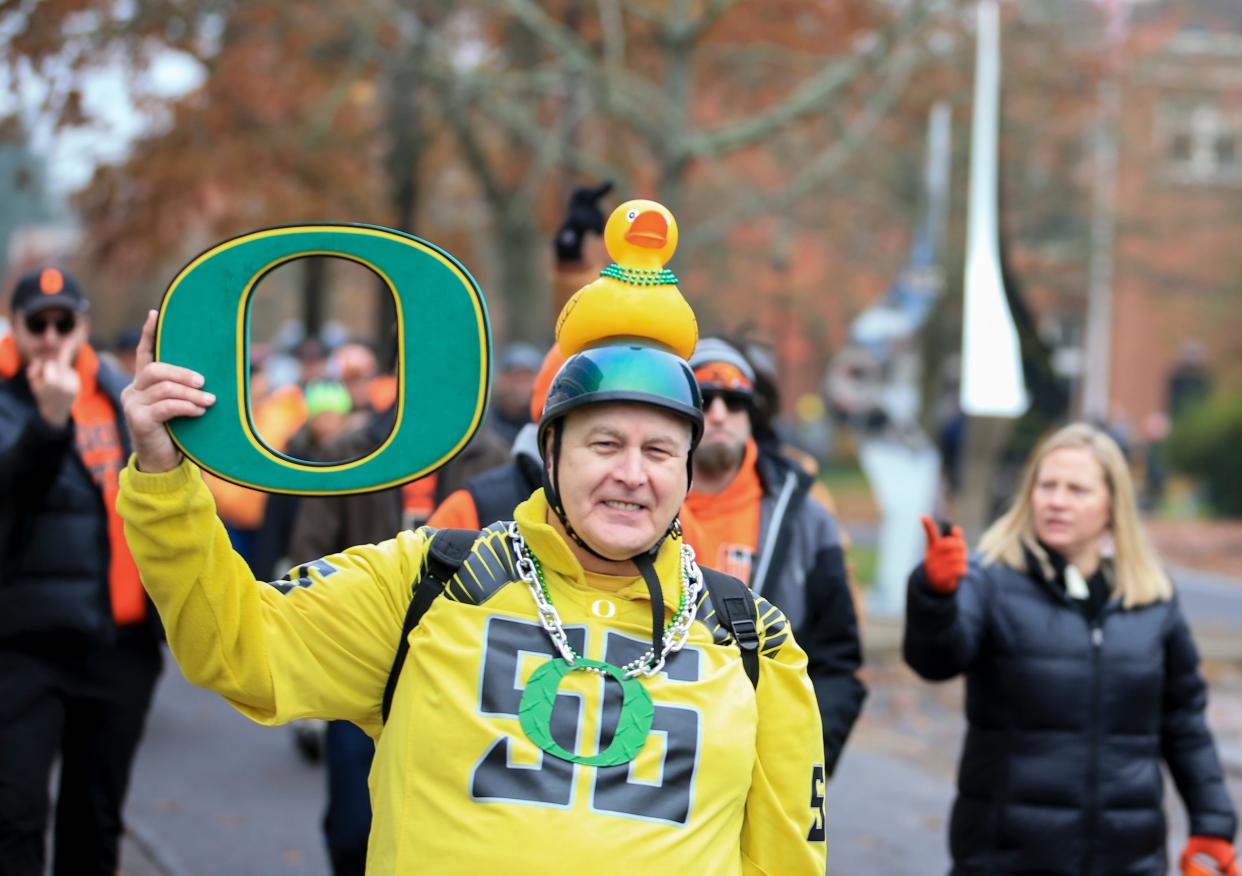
741;596;828;876
117;458;430;735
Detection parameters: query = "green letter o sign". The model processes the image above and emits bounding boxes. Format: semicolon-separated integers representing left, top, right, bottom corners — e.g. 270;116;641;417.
157;224;491;496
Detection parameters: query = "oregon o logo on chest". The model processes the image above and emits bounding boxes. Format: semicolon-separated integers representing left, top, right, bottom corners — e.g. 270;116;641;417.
591;599;617;618
154;224;491;496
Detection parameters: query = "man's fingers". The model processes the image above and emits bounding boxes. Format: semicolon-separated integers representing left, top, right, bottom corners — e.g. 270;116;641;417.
135;310;157;372
53;328;80;369
920;514;939;546
950;525;965;542
131;395;212;428
147;398;209;423
134;361;206;392
142;379;215;410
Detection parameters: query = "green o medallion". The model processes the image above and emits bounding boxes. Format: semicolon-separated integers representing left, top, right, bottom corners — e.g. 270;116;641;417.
518;659;654;766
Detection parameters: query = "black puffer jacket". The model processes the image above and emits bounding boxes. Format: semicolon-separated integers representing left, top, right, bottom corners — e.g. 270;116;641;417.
904;550;1236;876
0;358;158;645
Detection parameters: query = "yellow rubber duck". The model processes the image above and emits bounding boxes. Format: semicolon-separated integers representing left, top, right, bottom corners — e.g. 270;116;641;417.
555;199;698;359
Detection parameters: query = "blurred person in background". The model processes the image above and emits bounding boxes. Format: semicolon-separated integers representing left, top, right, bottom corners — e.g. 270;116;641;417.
295;334;329;385
295;380;354;458
111;325;142;376
429;346;562;532
0;267;163;875
202;349;307;569
1167;340;1213;426
487;341;543;446
1140;410;1171;513
251;379;355;584
684;337;865;779
741;332;852;524
284;344;506;876
551;180;614;313
327;342;378;433
906;422;1237;876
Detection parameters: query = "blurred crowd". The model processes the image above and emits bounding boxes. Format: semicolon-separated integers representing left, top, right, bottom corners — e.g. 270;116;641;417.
1;186;1237;876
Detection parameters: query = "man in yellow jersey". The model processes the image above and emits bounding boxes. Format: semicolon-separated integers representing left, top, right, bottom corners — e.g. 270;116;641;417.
116;312;827;875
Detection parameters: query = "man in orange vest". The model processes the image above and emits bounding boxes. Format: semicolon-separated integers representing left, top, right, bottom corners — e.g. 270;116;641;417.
0;267;163;874
685;337;865;778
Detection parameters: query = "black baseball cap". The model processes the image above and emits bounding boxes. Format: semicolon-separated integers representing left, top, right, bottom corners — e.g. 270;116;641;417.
10;267;89;317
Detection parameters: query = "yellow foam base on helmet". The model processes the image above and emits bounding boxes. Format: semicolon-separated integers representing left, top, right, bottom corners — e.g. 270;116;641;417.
556;276;698;359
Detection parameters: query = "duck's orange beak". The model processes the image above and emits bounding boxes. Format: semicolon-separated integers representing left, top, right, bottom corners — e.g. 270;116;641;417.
625;211;668;249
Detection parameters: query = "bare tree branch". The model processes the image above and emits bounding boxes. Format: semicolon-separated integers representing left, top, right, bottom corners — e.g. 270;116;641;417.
436;87;509;208
420;61;614;181
683;4;951;160
667;0;747;45
684;43;922;250
492;0;672;142
597;0;626;71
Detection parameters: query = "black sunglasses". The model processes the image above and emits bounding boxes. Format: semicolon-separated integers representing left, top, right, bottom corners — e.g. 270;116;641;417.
700;390;750;413
24;312;77;336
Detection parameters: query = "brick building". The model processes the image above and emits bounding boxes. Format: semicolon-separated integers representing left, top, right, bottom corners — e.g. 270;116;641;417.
1106;0;1242;430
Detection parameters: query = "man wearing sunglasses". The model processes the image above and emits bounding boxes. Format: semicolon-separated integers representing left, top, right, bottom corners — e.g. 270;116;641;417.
0;267;163;875
686;337;865;779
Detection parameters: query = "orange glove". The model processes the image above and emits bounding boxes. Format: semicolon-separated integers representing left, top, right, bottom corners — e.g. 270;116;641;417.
920;515;968;594
1182;836;1239;876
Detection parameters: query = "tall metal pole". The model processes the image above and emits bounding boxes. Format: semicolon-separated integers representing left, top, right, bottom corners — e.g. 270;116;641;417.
1081;3;1126;421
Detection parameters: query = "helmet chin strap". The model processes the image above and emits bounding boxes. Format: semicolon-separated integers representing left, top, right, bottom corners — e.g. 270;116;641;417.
541;419;685;565
541;419;670;662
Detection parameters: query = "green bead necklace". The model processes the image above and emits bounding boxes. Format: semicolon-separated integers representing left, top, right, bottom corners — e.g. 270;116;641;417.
599;263;679;287
508;521;702;766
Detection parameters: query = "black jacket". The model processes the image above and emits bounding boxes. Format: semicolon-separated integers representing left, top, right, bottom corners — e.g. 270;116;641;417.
464;424;543;529
903;550;1237;875
283;405;510;568
751;446;866;777
0;358;158;645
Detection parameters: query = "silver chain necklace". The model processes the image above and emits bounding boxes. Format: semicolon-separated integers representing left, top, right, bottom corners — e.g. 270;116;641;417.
506;520;702;678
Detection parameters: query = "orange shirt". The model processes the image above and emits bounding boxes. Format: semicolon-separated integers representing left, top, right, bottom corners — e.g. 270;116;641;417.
401;474;440;530
426;487;481;531
72;346;147;624
204;384;307;530
684;439;762;582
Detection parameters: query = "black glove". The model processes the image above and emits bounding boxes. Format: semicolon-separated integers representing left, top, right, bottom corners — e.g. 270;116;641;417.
554;181;614;262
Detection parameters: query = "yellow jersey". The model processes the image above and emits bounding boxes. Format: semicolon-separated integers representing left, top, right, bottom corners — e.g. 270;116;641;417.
118;459;827;875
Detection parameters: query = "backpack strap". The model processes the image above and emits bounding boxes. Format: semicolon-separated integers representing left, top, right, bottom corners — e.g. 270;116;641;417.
381;528;482;723
701;567;761;689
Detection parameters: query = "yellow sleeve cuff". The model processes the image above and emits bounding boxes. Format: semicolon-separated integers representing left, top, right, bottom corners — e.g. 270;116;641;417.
121;454;201;494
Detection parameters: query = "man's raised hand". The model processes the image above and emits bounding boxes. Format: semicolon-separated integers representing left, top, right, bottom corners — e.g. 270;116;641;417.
27;336;80;427
120;310;215;473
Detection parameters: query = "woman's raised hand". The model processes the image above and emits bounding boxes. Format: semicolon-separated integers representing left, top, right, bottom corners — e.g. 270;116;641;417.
920;515;968;594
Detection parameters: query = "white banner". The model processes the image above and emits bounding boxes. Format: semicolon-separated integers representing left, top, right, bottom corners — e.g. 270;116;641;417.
961;0;1028;418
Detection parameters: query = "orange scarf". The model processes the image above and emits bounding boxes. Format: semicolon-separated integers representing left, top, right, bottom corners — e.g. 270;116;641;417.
685;438;762;582
1;335;145;624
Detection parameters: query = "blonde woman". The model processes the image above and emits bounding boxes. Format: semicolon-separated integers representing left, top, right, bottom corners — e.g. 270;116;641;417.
904;422;1237;876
